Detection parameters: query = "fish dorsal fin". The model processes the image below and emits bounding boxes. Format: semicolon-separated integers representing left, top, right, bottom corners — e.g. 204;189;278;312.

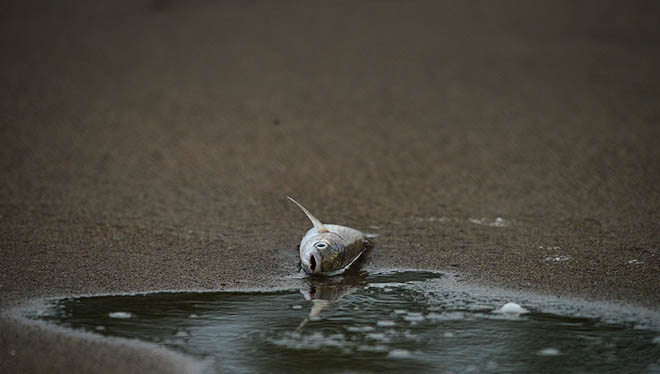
287;196;329;233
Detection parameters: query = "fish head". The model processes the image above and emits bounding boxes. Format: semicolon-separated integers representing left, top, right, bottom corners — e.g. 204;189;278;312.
300;232;345;275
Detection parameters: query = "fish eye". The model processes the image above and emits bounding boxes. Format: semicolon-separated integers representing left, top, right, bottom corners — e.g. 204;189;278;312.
315;242;327;249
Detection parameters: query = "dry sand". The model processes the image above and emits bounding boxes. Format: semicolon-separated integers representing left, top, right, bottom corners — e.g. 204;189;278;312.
2;1;660;372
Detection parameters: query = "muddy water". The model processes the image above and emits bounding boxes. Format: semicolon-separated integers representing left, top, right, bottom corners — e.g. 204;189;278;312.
37;271;660;373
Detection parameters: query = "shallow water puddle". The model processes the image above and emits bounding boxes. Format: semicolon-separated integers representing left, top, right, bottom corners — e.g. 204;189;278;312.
35;271;660;373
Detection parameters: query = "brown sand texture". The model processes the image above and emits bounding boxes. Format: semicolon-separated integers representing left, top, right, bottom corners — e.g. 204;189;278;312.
2;1;660;373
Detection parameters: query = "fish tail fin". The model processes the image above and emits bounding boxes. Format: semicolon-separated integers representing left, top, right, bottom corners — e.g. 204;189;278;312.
287;196;329;233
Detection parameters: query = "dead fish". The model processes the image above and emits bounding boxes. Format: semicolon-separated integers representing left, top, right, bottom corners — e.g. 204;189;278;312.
288;196;372;276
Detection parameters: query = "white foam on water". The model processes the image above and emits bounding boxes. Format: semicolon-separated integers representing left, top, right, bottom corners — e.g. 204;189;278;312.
443;331;455;337
400;269;660;330
108;312;133;319
367;282;408;289
652;336;660;344
426;311;466;321
387;349;413;359
537;348;561;356
270;331;349;350
401;329;420;342
357;344;388;352
95;326;106;331
291;305;302;309
377;320;396;327
494;302;529;315
404;312;425;322
346;325;375;332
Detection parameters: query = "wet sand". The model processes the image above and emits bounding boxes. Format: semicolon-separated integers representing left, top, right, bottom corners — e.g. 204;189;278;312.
2;1;660;372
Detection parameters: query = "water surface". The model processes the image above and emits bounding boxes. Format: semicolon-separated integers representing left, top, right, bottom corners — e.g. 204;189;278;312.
38;271;660;373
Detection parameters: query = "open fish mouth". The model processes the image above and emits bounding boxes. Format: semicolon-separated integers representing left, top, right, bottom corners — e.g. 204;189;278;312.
309;255;317;272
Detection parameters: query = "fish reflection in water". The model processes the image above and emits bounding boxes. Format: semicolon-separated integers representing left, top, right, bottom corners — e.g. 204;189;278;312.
297;268;368;331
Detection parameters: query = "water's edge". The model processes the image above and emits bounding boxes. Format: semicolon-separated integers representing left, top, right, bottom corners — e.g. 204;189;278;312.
2;303;210;374
5;268;660;374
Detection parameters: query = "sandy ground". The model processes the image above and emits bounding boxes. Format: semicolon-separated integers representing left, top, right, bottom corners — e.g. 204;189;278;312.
1;1;660;372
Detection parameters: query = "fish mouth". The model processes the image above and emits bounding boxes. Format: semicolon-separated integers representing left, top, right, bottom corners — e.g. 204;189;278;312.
309;254;317;272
